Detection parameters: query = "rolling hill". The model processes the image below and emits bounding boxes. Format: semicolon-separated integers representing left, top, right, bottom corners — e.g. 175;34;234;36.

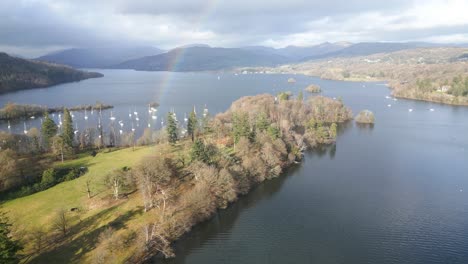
0;52;103;94
37;46;164;68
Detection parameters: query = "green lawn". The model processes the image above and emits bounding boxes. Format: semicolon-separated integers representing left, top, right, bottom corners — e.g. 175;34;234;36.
3;146;156;262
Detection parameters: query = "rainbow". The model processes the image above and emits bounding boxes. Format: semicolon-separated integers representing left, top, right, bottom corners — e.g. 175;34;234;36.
153;0;219;105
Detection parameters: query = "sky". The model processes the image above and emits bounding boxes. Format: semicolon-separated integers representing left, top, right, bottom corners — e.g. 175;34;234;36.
1;0;468;57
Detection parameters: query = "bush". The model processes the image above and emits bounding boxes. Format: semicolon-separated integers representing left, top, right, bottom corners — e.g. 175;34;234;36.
41;168;56;189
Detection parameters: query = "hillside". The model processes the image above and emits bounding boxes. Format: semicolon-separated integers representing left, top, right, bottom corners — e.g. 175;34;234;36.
114;46;290;71
245;47;468;105
37;46;164;68
0;52;103;94
241;42;352;61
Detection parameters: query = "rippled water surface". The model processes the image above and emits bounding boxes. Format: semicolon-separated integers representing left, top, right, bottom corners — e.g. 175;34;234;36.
1;70;467;263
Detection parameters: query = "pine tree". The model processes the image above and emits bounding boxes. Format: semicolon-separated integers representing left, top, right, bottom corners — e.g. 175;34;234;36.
256;112;270;132
187;110;197;142
0;212;22;264
232;112;251;143
62;108;74;149
41;112;57;150
166;112;178;145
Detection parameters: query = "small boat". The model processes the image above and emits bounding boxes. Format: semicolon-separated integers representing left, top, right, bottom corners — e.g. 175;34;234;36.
393;98;398;101
135;117;140;121
385;95;391;99
119;129;123;135
217;76;221;80
408;109;413;112
147;123;151;128
387;104;392;107
152;115;157;120
110;111;116;121
30;116;35;119
429;108;435;112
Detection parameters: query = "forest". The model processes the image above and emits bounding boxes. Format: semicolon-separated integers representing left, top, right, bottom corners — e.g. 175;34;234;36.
0;92;352;263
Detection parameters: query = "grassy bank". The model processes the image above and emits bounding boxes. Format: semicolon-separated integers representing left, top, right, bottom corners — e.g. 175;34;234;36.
4;94;353;263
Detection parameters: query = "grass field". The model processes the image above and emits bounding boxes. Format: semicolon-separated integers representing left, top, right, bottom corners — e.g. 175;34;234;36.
3;146;158;263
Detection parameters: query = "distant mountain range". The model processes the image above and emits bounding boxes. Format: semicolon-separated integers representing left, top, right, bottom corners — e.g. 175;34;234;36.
0;52;102;94
241;41;352;60
34;42;468;72
113;46;290;71
37;46;164;68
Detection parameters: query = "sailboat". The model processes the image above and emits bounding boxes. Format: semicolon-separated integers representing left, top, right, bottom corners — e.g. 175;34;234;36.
74;123;79;135
84;108;88;120
7;121;11;131
23;122;28;134
110;111;116;121
203;105;208;118
184;113;188;123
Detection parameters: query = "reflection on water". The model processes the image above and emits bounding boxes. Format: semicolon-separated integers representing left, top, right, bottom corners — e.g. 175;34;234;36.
2;71;468;264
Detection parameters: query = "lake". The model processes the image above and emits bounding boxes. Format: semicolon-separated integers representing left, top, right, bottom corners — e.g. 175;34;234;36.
1;70;468;263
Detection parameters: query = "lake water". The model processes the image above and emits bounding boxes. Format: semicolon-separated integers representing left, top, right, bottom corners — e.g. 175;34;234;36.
1;70;468;263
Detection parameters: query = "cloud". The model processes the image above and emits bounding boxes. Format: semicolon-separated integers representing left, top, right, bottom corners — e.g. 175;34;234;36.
0;0;467;57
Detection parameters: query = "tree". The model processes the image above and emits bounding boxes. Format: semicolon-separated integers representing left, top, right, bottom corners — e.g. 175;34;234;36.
52;208;69;237
187;110;197;142
166;112;178;145
134;157;175;213
256;112;270;132
0;150;20;192
297;90;304;101
27;127;41;152
104;168;133;200
190;139;217;164
330;123;337;139
50;135;71;163
62;108;74;149
0;212;22;264
232;112;251;143
41;112;57;149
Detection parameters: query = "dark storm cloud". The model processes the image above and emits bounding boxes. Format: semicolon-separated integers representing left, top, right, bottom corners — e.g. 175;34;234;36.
120;0;411;35
0;0;467;57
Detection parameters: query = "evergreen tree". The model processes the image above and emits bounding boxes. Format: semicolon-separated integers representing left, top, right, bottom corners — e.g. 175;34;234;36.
166;112;178;145
62;108;74;149
232;112;251;143
187;110;197;142
256;112;270;132
41;112;57;149
0;212;22;264
190;139;217;164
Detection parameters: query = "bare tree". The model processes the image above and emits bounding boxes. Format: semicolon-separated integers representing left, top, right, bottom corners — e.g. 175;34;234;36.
52;208;69;237
85;179;92;198
134;157;175;212
104;169;133;200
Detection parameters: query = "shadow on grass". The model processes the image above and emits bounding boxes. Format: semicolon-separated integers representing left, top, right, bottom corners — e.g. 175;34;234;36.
29;205;144;263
